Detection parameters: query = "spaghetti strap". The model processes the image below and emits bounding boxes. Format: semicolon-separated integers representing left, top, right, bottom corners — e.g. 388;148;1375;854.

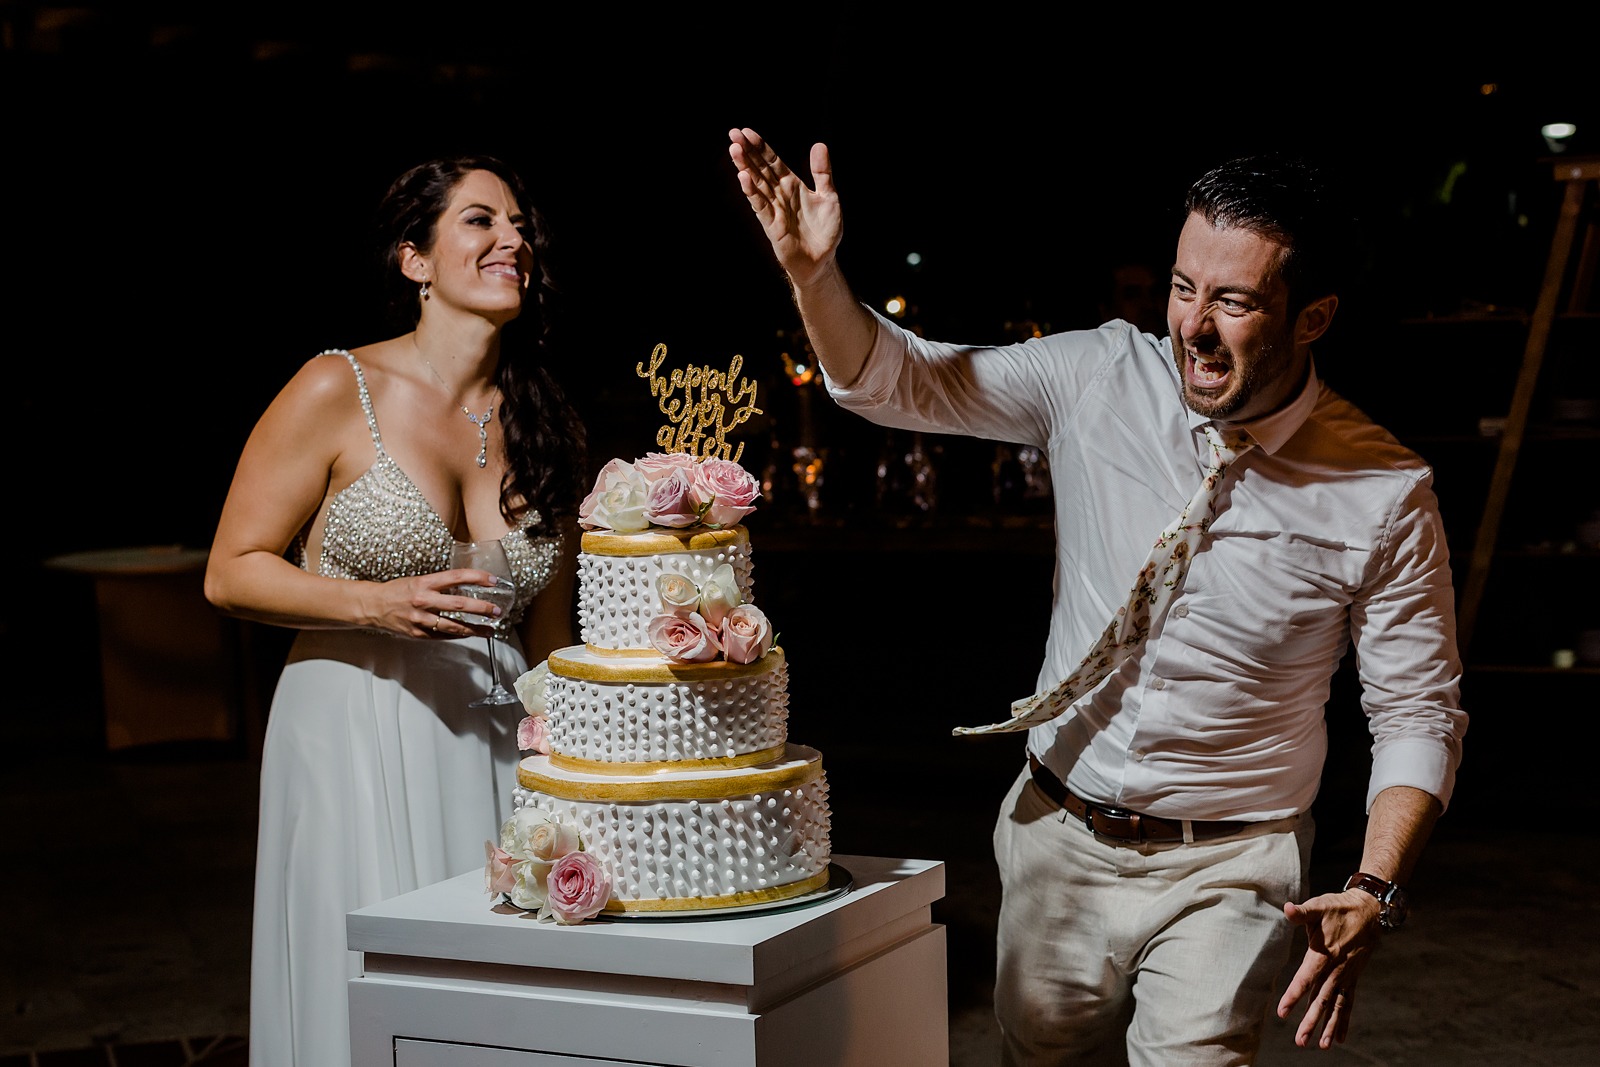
318;348;382;453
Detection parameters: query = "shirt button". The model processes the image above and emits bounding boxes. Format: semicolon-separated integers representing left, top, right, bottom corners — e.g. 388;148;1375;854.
1152;678;1166;690
1173;604;1189;618
1132;749;1146;761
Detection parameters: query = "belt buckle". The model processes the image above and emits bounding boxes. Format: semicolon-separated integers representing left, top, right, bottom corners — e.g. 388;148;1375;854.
1086;802;1143;842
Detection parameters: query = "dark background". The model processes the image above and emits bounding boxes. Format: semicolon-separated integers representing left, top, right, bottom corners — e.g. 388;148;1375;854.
7;12;1597;561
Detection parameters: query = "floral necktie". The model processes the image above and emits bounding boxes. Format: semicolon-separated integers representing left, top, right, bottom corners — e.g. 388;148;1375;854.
954;423;1255;736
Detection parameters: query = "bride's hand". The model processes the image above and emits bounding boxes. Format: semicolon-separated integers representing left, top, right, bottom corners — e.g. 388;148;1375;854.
362;569;500;639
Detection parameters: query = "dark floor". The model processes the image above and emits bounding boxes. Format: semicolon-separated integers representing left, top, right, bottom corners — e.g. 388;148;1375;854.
4;726;1600;1066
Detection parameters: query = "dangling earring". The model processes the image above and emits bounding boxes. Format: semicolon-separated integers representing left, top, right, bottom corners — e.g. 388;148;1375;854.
419;281;431;300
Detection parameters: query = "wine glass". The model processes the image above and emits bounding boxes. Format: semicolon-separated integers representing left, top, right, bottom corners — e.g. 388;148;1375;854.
449;539;521;707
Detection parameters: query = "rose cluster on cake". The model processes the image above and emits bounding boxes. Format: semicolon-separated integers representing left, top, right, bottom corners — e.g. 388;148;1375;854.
485;803;612;925
579;452;761;534
646;562;774;664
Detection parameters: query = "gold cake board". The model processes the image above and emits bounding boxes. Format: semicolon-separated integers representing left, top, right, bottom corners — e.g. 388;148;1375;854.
598;866;836;915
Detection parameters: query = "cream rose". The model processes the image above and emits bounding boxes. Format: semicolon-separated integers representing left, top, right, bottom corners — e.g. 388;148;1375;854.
589;476;651;533
578;458;638;527
500;807;581;863
508;857;555;912
580;459;651;533
656;572;700;613
513;661;549;716
696;563;741;628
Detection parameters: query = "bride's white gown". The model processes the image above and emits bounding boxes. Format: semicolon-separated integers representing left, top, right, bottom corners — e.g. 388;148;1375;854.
249;351;563;1067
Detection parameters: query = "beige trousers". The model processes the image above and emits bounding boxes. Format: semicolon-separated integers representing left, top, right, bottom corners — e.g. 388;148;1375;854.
992;764;1314;1067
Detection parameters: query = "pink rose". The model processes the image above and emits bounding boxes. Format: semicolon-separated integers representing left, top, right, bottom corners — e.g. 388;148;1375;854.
484;841;518;895
517;714;551;754
633;451;698;483
719;604;773;664
647;611;722;662
691;457;760;527
643;468;700;528
546;850;612;924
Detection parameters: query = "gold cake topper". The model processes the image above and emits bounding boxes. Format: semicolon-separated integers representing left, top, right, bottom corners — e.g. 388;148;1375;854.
636;343;763;463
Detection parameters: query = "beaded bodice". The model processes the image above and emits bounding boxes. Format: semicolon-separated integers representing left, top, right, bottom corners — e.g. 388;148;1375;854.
298;350;563;628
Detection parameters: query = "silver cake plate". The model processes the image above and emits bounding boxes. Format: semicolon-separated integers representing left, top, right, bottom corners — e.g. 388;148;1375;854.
598;863;853;923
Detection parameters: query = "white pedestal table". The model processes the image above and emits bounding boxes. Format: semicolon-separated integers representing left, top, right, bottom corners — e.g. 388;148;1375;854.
347;854;948;1066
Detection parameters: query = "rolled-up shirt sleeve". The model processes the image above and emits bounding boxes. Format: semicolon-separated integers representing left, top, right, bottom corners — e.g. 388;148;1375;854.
1353;471;1468;812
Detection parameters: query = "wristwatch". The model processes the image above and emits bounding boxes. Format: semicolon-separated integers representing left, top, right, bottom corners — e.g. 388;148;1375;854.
1344;872;1409;929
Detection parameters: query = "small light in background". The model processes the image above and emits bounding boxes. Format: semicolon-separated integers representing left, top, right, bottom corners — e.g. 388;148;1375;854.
1542;121;1578;154
780;350;815;387
885;295;908;318
905;252;923;267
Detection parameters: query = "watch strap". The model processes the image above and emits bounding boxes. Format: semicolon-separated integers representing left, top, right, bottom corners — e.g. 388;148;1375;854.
1343;872;1394;899
1344;871;1407;928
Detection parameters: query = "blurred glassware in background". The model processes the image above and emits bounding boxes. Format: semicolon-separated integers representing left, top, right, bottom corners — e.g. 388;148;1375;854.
905;433;938;515
876;430;940;521
792;445;826;522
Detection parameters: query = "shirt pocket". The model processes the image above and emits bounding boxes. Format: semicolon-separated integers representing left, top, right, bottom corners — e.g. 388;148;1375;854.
1195;528;1371;664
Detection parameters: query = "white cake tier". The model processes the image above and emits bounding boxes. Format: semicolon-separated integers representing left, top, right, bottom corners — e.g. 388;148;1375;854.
576;526;755;652
513;744;831;911
544;644;788;771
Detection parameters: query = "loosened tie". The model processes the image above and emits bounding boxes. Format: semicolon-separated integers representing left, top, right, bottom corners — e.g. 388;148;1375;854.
954;423;1255;736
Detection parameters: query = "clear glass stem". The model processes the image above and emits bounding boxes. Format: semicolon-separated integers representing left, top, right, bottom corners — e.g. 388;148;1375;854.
485;636;502;688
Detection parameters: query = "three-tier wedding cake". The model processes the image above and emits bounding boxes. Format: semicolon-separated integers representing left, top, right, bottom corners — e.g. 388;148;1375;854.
485;348;832;922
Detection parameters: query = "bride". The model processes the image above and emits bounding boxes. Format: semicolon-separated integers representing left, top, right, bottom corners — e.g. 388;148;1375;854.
204;155;587;1067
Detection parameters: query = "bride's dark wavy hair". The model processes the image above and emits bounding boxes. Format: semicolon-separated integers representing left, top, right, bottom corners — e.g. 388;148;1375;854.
375;155;587;532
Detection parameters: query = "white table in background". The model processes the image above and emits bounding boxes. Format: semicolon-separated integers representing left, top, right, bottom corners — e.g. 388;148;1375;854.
347;854;948;1066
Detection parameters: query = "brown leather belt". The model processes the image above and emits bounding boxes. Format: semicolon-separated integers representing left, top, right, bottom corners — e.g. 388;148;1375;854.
1028;754;1250;843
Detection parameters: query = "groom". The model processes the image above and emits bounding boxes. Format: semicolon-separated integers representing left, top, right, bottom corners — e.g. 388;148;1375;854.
728;128;1467;1064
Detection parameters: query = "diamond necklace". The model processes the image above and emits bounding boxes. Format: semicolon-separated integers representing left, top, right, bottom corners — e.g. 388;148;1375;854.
420;354;498;469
